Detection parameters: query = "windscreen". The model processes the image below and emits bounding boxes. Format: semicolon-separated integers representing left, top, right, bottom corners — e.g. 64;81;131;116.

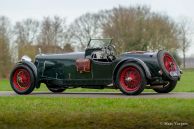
88;39;112;48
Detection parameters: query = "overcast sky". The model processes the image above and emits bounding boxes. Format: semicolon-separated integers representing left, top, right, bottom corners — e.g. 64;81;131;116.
0;0;194;56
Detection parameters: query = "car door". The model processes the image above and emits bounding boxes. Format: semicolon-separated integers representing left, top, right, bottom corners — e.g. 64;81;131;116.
91;60;114;80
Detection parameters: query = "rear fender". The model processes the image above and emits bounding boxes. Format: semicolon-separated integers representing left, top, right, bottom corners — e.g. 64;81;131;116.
113;58;152;83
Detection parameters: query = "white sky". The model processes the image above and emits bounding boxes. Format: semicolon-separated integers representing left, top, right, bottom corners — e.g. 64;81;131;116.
0;0;194;56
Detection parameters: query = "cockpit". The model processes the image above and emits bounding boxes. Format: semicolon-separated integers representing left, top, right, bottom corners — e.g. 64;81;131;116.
85;38;117;62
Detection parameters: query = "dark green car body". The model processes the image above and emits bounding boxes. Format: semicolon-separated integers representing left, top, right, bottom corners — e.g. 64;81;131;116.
10;39;181;95
34;50;179;88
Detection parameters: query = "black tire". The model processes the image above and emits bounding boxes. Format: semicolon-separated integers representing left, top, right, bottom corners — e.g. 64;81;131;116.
153;80;177;93
10;64;35;95
115;63;146;95
46;84;66;93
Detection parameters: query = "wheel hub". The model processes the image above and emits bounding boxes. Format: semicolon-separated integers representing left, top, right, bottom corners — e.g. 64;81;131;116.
119;66;142;91
125;77;132;82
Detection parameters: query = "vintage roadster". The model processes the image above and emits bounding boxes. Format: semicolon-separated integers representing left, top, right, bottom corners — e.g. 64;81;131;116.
10;39;181;95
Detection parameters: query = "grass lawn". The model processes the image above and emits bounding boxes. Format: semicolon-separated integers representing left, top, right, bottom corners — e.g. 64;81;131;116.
1;69;194;92
0;97;193;129
0;69;193;129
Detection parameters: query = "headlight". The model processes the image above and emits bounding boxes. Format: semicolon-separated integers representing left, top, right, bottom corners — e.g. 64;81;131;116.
21;55;32;62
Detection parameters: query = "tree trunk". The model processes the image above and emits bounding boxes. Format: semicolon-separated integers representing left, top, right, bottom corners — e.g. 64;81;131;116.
183;48;186;69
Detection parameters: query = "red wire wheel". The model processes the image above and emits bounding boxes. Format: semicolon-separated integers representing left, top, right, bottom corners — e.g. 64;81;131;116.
13;68;31;92
158;51;179;80
119;66;142;91
116;63;146;95
10;64;35;94
163;53;177;72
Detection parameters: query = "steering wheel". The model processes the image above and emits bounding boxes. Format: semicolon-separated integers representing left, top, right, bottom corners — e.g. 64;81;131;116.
103;45;117;62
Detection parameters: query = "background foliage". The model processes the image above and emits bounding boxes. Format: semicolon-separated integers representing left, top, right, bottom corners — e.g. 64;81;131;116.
0;5;191;78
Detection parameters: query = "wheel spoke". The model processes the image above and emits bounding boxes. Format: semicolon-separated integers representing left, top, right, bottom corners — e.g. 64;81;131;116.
119;66;142;91
163;53;177;72
13;68;31;91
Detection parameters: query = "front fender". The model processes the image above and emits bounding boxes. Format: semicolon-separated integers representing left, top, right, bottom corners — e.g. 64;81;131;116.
17;60;39;88
113;58;152;82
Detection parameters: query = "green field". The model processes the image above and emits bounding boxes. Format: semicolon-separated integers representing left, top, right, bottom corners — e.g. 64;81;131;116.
1;69;194;92
0;97;193;129
0;69;194;129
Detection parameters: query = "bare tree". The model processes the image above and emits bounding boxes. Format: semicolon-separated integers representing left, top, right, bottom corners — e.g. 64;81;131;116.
69;13;102;51
38;17;53;47
178;18;193;68
102;6;180;53
63;43;74;52
38;16;67;53
14;18;39;59
102;6;151;53
146;13;179;52
0;16;12;78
